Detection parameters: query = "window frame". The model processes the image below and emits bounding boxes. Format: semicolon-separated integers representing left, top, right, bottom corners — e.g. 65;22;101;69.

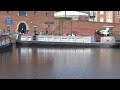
46;11;49;16
34;11;38;15
100;17;104;22
19;11;27;16
7;11;10;14
7;25;10;32
100;11;104;15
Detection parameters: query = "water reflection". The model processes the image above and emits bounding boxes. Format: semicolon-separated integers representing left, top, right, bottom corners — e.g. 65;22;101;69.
0;46;120;78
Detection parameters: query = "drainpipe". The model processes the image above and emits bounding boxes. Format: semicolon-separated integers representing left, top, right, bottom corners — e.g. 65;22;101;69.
71;20;72;35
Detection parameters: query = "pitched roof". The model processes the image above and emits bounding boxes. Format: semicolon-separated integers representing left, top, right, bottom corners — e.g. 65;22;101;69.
54;11;88;17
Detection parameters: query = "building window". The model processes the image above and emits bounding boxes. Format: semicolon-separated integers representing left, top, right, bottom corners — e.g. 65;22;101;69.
108;11;111;13
89;11;95;21
117;11;120;16
100;17;104;22
46;11;49;16
108;18;112;23
100;11;104;15
7;11;10;14
34;11;38;15
19;11;27;16
46;24;50;34
34;26;37;34
7;25;10;32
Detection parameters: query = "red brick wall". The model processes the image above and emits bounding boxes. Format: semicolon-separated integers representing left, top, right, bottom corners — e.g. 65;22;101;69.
78;16;88;21
113;11;120;23
54;20;120;36
0;11;54;34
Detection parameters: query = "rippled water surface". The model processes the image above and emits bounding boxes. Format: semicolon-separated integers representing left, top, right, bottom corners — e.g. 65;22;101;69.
0;45;120;79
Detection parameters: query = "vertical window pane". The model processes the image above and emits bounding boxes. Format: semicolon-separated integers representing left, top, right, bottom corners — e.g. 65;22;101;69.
34;26;37;34
100;17;104;22
7;26;10;32
46;23;50;34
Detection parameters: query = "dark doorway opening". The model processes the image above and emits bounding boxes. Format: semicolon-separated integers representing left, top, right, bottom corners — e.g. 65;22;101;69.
18;23;26;33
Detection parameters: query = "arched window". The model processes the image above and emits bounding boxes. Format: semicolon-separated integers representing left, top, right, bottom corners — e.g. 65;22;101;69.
19;11;27;16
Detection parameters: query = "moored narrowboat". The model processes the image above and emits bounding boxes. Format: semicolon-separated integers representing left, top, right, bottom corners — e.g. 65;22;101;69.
16;26;120;48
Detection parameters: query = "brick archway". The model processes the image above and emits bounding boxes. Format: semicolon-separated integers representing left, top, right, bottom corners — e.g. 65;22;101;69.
16;21;29;32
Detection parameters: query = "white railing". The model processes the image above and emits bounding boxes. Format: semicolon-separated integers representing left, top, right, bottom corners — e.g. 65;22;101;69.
20;35;116;43
21;36;32;41
37;35;94;43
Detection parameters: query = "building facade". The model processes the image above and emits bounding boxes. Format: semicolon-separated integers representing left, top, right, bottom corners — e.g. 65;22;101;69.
95;11;120;23
0;11;54;34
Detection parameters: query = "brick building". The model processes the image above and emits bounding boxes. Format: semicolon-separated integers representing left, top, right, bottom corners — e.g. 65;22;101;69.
55;20;120;37
0;11;54;34
95;11;120;23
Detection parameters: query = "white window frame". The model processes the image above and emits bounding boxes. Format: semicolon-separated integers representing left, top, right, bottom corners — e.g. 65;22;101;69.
107;18;112;23
100;17;104;22
100;11;104;15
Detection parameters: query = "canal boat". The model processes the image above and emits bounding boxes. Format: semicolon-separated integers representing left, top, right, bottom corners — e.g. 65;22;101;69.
16;26;119;48
16;35;119;48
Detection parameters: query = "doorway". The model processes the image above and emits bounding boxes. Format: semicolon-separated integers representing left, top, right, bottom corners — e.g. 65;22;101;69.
18;23;26;33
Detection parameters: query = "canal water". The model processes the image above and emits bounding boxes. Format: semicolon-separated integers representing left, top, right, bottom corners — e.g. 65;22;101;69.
0;45;120;79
